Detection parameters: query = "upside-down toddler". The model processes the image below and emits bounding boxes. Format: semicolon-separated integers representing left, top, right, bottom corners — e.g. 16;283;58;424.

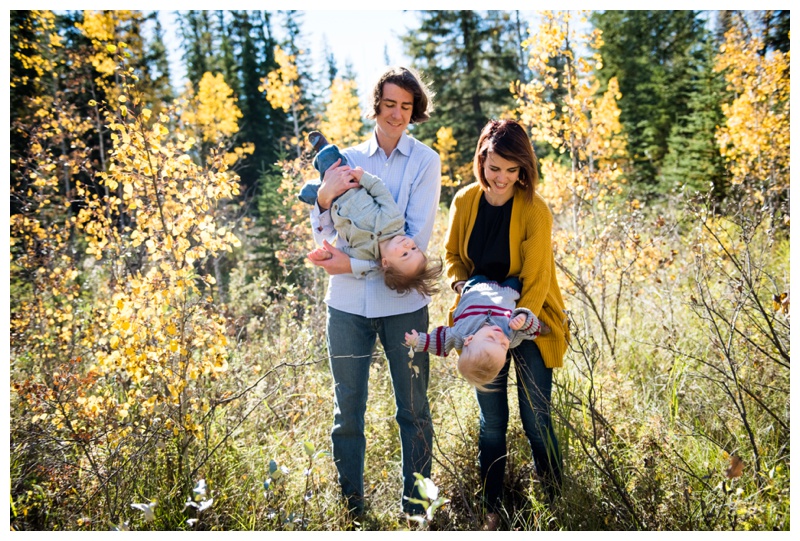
404;275;550;390
304;131;441;296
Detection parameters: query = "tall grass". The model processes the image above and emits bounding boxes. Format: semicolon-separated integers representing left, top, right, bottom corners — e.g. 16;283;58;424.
10;194;789;531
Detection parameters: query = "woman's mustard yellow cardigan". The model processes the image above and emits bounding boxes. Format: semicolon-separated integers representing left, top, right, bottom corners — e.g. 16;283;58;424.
444;182;570;369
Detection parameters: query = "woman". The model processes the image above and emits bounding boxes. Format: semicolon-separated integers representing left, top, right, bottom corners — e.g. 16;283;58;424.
444;119;569;529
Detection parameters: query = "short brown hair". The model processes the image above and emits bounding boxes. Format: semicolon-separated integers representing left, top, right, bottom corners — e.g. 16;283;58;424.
382;254;443;297
473;119;538;201
367;66;434;124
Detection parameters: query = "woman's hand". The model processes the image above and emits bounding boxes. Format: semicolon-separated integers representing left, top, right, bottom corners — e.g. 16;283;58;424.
307;240;352;275
317;159;358;211
538;321;551;336
454;281;466;294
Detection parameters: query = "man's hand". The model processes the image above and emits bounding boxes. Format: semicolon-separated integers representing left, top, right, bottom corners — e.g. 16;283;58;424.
317;159;359;211
404;330;420;347
307;240;352;275
509;313;527;331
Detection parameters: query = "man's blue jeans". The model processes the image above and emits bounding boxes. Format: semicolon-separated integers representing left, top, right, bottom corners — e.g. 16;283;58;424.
326;305;434;514
476;339;562;510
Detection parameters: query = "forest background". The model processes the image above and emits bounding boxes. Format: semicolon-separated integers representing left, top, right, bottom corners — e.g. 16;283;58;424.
7;9;790;531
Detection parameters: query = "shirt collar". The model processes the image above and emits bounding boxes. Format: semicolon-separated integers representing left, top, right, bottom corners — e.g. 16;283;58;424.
367;130;413;158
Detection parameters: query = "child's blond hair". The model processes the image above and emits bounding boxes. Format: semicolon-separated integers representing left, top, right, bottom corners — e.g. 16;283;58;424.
457;341;506;392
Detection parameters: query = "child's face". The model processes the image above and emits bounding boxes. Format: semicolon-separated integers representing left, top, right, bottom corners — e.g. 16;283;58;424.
463;324;510;368
381;235;425;275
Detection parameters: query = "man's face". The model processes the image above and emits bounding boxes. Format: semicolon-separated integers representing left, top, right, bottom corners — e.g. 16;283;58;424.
375;82;414;143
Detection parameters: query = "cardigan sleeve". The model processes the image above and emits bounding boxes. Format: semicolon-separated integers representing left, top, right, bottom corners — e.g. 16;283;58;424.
517;196;554;315
444;190;471;290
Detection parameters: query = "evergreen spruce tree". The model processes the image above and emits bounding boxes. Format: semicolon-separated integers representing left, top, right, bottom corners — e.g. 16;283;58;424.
216;10;241;98
402;10;524;174
266;10;314;154
144;11;174;106
234;10;288;195
591;10;706;195
661;36;728;197
763;10;790;54
9;11;41;154
179;10;216;87
322;37;339;89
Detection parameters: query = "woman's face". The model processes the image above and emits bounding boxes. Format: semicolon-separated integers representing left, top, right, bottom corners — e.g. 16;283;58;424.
482;151;521;203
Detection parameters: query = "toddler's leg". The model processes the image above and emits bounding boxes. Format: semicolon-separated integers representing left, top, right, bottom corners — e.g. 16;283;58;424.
500;276;522;293
298;131;348;206
314;145;347;176
462;274;489;295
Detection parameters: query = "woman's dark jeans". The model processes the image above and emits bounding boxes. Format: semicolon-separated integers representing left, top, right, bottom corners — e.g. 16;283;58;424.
463;274;522;295
476;339;562;510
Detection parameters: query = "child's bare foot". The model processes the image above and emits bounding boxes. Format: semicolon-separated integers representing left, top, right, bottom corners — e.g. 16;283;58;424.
308;247;333;262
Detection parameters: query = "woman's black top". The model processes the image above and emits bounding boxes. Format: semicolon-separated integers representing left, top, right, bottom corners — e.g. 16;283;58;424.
467;193;513;282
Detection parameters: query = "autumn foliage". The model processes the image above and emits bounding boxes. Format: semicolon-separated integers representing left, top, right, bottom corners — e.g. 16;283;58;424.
10;9;789;532
11;14;248;526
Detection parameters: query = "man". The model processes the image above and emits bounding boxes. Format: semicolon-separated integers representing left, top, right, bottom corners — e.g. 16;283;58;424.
308;66;441;518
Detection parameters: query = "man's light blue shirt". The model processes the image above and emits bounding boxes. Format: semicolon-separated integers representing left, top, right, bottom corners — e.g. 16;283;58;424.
310;130;442;318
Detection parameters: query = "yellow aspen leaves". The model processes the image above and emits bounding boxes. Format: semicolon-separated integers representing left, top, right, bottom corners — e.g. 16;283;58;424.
318;78;363;148
435;127;461;188
180;72;242;143
261;46;302;113
715;21;789;211
11;21;248;479
514;10;670;321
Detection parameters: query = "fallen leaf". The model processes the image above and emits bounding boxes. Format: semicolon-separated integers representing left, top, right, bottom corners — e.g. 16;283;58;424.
726;454;744;479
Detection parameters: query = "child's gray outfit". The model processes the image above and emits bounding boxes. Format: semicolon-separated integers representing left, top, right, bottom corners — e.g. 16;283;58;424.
327;171;405;261
410;280;544;357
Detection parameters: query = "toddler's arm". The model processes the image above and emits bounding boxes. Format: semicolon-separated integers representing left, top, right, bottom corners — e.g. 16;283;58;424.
404;326;454;357
358;171;402;216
